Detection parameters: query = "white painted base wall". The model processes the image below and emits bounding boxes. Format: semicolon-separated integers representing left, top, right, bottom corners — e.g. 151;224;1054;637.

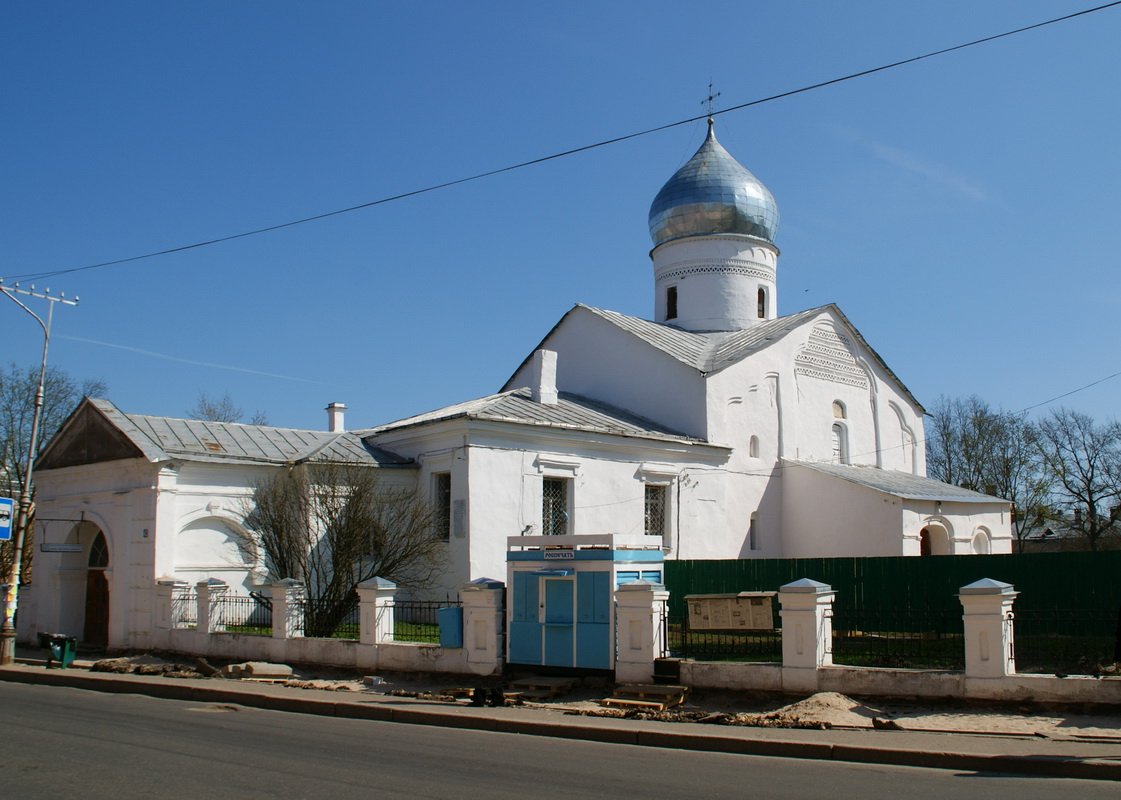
162;629;487;675
679;661;1121;704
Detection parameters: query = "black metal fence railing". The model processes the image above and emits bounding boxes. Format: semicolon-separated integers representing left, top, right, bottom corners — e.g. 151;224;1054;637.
171;592;198;629
213;594;272;636
1012;606;1121;675
830;607;964;670
667;612;782;662
300;597;360;640
392;599;461;644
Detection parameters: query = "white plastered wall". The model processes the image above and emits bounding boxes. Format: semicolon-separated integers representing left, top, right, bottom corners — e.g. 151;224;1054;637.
506;307;709;439
30;457;160;648
902;500;1013;556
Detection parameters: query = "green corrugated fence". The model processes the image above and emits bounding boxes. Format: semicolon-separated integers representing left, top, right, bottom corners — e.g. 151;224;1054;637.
664;551;1121;629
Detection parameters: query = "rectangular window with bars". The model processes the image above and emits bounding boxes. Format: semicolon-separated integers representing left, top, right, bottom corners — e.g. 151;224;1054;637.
433;472;451;541
645;484;667;536
542;477;570;536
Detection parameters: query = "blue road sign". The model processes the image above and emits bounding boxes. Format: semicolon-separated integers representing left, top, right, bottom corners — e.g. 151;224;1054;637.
0;497;14;541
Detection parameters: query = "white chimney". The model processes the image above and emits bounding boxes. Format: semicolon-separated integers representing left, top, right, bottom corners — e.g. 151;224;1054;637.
530;350;558;405
326;402;346;433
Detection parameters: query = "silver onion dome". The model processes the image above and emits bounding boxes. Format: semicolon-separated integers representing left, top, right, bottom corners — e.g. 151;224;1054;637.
648;119;779;248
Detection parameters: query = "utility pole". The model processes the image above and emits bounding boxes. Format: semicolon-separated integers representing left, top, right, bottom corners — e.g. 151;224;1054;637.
0;279;79;665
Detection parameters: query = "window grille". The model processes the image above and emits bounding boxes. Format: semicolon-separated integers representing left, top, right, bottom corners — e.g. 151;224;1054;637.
832;423;849;464
433;472;451;540
645;484;667;536
542;477;569;536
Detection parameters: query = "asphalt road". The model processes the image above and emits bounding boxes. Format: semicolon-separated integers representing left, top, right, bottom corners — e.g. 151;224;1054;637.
2;682;1117;799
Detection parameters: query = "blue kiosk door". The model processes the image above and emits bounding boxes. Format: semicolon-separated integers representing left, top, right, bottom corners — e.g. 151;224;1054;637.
508;569;612;669
542;577;575;666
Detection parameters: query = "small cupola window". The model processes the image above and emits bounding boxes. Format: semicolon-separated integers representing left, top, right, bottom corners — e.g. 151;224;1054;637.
757;287;767;319
666;286;678;321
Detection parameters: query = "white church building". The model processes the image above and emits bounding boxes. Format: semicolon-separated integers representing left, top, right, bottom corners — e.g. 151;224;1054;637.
21;120;1011;649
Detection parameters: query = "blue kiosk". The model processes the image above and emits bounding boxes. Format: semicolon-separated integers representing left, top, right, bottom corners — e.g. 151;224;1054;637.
506;534;665;671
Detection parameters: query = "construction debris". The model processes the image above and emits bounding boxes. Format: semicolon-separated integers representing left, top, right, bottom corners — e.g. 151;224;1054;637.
601;684;690;711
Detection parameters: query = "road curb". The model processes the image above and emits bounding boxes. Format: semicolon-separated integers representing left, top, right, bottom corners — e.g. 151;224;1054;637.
3;667;1118;782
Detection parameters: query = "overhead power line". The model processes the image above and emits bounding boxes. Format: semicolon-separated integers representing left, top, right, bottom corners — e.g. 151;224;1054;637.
9;1;1121;283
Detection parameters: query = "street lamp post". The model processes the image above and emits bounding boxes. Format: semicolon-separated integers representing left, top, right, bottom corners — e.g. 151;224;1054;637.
0;280;78;665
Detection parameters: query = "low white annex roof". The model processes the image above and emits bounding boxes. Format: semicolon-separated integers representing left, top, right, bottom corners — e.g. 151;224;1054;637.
790;460;1009;504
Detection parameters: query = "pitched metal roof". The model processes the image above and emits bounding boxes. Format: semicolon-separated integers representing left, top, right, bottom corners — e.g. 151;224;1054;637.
790;460;1008;504
80;398;411;467
503;304;923;412
368;388;718;447
583;305;826;373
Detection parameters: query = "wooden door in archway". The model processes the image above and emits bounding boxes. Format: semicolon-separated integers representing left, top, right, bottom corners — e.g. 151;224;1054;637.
83;532;111;646
83;570;109;645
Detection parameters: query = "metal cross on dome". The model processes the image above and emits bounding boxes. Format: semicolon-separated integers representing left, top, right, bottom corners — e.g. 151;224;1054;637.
702;81;721;117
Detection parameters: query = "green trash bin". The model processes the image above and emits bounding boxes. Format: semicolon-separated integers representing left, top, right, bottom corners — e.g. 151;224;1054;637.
37;632;77;669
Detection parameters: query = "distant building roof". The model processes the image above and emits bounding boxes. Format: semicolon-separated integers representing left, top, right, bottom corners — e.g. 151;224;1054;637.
791;461;1008;504
367;387;721;448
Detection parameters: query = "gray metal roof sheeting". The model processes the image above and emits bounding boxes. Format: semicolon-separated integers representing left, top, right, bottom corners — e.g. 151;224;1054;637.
503;304;923;412
370;388;716;446
88;398;411;467
791;460;1008;504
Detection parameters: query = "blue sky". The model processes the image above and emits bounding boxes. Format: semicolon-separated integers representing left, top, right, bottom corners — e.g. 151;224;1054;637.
3;1;1120;431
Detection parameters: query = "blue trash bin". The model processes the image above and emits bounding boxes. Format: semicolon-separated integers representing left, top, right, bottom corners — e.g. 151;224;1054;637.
437;606;463;648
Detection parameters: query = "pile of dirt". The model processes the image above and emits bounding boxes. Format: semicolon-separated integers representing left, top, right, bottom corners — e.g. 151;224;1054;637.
284;679;365;692
90;655;201;679
566;691;881;730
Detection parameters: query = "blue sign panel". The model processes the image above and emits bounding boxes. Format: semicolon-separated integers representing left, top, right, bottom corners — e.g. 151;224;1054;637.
0;497;13;541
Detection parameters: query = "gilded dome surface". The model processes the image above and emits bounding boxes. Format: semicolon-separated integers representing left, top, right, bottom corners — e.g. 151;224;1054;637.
648;121;778;247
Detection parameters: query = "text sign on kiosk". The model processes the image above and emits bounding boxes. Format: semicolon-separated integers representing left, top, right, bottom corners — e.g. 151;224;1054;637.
0;496;13;541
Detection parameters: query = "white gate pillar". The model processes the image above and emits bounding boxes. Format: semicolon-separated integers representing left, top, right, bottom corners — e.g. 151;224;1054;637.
959;578;1017;679
615;580;670;685
460;578;505;676
271;579;306;640
357;577;396;645
196;578;228;634
779;579;835;693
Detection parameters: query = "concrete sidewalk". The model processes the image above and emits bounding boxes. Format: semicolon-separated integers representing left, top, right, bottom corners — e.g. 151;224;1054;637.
2;660;1120;782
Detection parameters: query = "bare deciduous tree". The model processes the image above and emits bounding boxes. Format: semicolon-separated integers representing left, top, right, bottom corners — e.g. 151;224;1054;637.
244;463;444;637
188;391;268;426
1036;408;1121;552
926;395;1053;552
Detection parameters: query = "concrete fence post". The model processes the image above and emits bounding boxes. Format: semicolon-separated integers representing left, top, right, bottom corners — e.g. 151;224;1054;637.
779;578;835;693
460;578;505;676
959;578;1018;679
196;578;229;635
271;578;306;640
357;577;396;645
615;580;670;685
154;579;177;631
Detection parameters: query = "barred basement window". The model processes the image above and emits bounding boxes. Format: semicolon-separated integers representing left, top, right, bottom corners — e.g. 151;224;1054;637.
542;477;570;536
645;484;667;536
832;423;849;464
433;472;451;541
